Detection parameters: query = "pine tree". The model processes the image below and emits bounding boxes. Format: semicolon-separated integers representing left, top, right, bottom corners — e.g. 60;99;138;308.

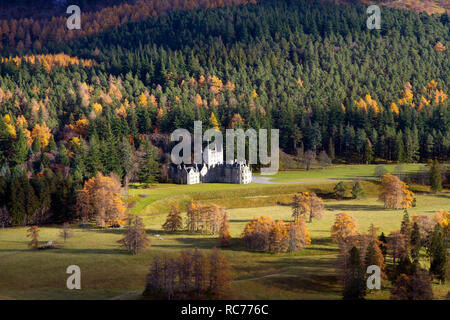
11;128;28;165
343;246;366;300
378;232;388;257
162;205;183;232
429;224;447;283
410;222;421;263
57;142;70;166
138;139;159;187
430;159;442;193
400;210;411;244
9;175;26;225
334;181;346;200
31;137;41;153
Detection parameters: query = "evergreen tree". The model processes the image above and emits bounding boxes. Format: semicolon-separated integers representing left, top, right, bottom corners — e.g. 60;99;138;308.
430;159;442;193
334;181;346;200
57;142;70;166
429;224;447;283
378;232;388;257
410;222;421;264
11;128;29;165
138;139;159;187
31;137;41;153
351;181;365;199
400;210;411;244
343;246;366;300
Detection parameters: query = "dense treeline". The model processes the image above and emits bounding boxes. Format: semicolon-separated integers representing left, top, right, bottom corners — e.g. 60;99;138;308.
0;0;448;226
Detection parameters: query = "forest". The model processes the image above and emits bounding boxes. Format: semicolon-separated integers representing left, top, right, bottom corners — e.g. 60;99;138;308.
0;0;448;226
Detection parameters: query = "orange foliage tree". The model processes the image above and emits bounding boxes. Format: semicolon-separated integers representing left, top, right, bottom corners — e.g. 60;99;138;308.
379;174;414;209
242;216;310;253
218;212;232;247
76;172;126;227
331;212;359;245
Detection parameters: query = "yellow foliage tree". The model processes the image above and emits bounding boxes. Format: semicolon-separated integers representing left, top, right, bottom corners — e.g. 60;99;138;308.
76;172;126;227
331;212;359;245
379;174;414;209
138;92;148;107
92;103;103;115
31;123;51;148
209;112;220;130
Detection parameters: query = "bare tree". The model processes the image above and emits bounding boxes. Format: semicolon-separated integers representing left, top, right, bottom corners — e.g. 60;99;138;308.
303;150;316;171
59;222;73;243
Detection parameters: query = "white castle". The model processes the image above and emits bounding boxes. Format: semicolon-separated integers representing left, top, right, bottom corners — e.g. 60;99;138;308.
169;146;252;185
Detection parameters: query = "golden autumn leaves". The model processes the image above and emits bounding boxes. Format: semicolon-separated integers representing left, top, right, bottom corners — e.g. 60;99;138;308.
349;80;447;116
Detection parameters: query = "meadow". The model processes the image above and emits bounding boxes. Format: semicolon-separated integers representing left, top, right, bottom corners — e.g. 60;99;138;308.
0;166;449;300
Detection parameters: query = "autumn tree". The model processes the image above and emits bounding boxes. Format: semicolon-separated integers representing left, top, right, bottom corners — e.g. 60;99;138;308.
379;174;414;209
331;212;359;245
118;214;151;254
27;225;40;249
292;192;324;222
59;222;73;243
218;212;231;247
287;218;311;252
162;205;183;232
391;270;433;300
388;230;408;265
209;247;233;298
76;172;126;227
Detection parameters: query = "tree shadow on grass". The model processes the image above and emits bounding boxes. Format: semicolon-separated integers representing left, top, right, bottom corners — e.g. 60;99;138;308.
326;204;383;211
233;256;340;296
47;248;128;255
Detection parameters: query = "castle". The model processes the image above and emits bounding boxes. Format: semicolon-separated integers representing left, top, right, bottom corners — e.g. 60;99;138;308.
169;146;252;185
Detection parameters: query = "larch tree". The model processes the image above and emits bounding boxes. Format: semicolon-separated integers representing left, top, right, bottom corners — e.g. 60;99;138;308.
287;218;311;252
27;225;40;249
208;248;233;299
118;214;151;254
331;212;359;245
76;172;126;227
218;212;231;247
59;222;73;243
388;230;408;265
379;174;414;209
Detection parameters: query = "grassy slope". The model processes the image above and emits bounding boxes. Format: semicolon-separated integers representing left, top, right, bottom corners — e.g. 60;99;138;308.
128;164;423;214
1;191;449;300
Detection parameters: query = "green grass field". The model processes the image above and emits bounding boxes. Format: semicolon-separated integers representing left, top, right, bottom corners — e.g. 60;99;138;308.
1;186;449;300
258;163;424;183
